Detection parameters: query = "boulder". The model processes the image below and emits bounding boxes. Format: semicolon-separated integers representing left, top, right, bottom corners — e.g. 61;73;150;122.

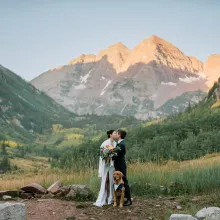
196;207;220;220
19;192;34;199
0;190;20;198
176;205;183;210
55;186;70;198
170;214;197;220
0;202;26;220
47;180;63;194
2;195;12;201
21;183;47;194
41;193;55;199
65;184;94;201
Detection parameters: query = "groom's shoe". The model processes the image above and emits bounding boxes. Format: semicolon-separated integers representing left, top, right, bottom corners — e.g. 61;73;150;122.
124;200;132;206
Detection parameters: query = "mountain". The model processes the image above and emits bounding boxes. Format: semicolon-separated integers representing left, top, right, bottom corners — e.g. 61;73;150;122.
0;64;76;142
31;35;209;120
204;54;220;87
0;64;140;144
157;90;206;116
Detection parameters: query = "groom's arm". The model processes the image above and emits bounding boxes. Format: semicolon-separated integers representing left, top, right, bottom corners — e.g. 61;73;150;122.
118;142;126;157
112;143;126;160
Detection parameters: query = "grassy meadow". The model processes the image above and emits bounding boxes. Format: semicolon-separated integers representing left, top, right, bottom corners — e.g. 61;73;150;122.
2;153;220;199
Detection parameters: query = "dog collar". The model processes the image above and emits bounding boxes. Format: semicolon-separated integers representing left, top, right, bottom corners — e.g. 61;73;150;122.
114;183;124;191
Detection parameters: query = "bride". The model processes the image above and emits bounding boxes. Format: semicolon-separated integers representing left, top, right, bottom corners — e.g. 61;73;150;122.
94;130;117;207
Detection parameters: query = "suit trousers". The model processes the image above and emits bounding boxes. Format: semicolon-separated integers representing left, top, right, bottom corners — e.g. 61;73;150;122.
117;167;131;200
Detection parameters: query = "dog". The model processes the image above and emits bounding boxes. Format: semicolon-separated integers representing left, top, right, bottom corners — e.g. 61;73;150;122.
113;171;125;208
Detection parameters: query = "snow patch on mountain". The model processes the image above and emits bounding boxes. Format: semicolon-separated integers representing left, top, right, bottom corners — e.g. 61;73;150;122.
75;84;87;90
179;76;201;83
94;104;104;111
161;82;177;86
81;70;92;83
120;104;127;114
100;80;112;96
197;72;206;78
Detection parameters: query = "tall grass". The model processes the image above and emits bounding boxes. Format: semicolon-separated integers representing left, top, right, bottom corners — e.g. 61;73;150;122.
129;161;220;196
1;154;220;197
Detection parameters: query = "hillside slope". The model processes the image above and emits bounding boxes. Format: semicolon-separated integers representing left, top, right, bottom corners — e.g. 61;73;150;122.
157;90;206;115
0;64;76;142
54;79;220;169
0;65;141;145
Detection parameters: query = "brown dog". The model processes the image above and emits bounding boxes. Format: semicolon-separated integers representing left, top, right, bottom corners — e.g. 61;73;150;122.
113;171;125;208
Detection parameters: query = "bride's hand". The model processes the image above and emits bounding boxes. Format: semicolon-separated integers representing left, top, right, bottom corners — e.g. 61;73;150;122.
105;157;110;164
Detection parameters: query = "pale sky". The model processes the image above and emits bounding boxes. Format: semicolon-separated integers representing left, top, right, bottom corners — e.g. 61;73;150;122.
0;0;220;81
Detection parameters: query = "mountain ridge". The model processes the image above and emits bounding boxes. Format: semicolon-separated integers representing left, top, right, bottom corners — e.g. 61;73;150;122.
44;35;204;75
31;35;219;119
204;54;220;87
0;64;143;144
0;64;77;142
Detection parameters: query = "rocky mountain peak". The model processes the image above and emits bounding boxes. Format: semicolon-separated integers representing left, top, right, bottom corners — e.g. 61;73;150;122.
96;42;130;73
68;54;96;65
205;54;220;68
63;36;204;75
148;35;174;46
31;35;210;120
204;54;220;87
188;56;203;69
108;42;129;51
97;42;130;56
135;35;178;51
124;35;204;74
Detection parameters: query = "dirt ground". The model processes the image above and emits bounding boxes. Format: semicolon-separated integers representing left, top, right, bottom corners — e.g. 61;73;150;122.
25;199;80;220
2;194;220;220
23;197;179;220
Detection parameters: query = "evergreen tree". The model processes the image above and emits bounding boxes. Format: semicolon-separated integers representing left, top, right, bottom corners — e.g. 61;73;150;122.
1;141;7;155
0;156;11;171
186;102;192;112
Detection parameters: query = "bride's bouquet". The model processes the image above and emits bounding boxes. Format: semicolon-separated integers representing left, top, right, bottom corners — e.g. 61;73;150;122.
100;145;120;162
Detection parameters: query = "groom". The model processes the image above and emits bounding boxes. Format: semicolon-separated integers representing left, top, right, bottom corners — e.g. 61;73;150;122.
113;129;132;206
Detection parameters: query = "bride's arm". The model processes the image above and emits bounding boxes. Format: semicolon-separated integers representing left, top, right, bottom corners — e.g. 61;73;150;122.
98;141;106;177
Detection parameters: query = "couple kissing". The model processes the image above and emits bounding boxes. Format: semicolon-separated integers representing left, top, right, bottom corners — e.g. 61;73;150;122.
94;129;132;207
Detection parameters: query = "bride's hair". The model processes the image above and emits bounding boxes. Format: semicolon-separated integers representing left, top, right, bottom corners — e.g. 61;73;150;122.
107;130;115;138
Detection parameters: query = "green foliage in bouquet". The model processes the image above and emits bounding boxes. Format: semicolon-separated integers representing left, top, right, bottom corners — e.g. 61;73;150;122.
100;146;121;159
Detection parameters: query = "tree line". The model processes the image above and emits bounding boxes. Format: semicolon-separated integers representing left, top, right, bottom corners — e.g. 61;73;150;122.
51;84;220;170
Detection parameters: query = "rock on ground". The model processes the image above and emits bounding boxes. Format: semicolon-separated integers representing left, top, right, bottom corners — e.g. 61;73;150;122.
170;214;198;220
55;186;70;198
65;185;94;201
41;193;55;199
2;195;12;201
47;180;63;194
20;192;34;200
21;183;47;194
196;207;220;220
0;191;20;198
0;202;26;220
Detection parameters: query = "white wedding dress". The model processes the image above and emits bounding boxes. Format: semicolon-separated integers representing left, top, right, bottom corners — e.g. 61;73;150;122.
94;138;116;207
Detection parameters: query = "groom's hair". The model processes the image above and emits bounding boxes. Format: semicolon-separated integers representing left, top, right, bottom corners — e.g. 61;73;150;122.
117;129;127;139
107;130;115;138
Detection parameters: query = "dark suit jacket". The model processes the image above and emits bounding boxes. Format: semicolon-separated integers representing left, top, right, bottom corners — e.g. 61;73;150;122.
113;140;127;174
